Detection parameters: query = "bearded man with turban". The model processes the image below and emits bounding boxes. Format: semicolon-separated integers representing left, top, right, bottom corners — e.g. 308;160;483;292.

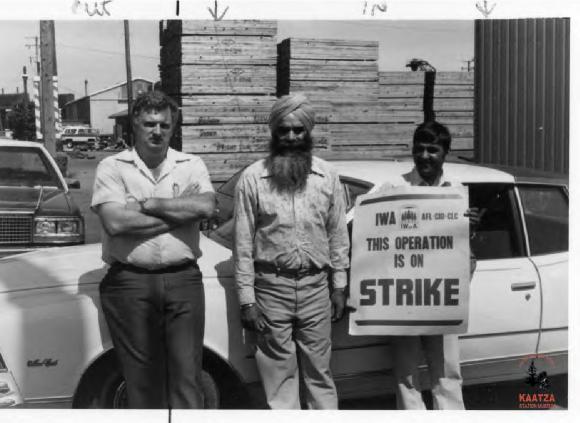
233;94;349;409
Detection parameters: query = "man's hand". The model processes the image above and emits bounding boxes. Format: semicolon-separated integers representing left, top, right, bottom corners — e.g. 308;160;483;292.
331;288;346;322
240;304;267;333
464;207;484;227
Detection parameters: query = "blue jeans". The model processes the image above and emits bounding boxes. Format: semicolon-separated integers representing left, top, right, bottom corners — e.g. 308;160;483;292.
99;262;205;409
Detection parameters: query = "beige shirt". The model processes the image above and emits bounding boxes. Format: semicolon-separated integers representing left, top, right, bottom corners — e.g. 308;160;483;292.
233;156;350;305
91;147;214;269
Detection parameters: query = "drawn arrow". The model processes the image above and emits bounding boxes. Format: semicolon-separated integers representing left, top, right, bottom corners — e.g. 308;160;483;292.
475;0;496;18
208;0;229;21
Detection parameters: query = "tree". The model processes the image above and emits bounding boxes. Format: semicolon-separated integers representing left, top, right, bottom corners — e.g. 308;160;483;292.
7;102;36;141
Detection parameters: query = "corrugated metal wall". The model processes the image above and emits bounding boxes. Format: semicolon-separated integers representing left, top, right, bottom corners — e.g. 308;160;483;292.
474;18;569;174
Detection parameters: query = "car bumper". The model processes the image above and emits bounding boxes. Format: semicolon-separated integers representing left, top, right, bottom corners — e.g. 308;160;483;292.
0;371;24;408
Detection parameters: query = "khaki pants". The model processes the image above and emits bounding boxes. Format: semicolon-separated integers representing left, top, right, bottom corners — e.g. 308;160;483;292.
253;269;338;409
392;334;465;410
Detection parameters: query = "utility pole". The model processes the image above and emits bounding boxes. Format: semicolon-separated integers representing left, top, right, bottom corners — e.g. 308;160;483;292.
40;20;57;155
124;20;134;147
461;58;475;72
22;66;29;109
25;36;41;76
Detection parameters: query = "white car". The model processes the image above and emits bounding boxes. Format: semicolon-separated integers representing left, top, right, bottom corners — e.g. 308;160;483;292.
0;160;568;408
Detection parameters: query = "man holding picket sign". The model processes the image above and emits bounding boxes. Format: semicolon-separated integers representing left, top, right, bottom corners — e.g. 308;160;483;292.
349;121;479;410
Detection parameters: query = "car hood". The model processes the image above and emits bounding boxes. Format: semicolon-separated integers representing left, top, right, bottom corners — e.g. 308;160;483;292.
0;235;234;294
0;243;107;293
0;186;69;212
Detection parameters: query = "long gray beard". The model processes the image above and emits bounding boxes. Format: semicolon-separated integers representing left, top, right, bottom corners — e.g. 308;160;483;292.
266;151;312;194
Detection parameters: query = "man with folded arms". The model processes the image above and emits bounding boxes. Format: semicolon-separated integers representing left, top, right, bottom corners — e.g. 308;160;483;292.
91;90;216;409
233;94;349;409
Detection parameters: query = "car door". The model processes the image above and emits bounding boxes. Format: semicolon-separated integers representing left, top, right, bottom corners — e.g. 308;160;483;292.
516;183;568;375
459;183;541;383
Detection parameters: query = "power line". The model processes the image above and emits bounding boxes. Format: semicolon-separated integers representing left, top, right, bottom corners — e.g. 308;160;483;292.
56;42;158;60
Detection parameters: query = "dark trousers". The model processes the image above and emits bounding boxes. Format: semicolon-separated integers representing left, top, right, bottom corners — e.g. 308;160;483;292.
99;263;205;409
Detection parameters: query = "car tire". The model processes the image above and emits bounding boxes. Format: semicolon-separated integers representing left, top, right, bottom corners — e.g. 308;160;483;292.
74;360;220;409
66;141;74;149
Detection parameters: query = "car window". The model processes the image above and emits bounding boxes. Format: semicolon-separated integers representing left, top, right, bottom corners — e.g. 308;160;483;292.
214;168;244;225
341;177;373;212
518;184;568;255
0;147;61;187
467;183;525;260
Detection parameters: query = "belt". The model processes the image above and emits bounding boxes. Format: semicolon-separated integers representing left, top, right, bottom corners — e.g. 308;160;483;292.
254;261;327;279
111;259;197;274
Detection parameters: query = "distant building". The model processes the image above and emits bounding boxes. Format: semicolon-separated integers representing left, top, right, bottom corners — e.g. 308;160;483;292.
0;93;28;134
58;93;75;110
61;78;153;135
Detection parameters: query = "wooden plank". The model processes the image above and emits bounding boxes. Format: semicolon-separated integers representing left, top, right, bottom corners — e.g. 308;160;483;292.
320;102;380;123
182;135;329;154
182;124;271;139
181;42;277;59
329;123;417;145
378;98;423;109
180;85;276;95
280;38;379;61
450;138;474;150
376;108;423;123
445;124;474;138
180;95;276;107
379;71;474;85
379;84;423;97
181;35;275;45
379;72;424;85
180;20;278;36
281;60;378;81
433;98;474;111
435;111;474;124
436;72;474;84
433;86;474;97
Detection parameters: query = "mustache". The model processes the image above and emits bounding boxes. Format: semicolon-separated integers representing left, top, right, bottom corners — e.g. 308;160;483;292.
270;132;313;155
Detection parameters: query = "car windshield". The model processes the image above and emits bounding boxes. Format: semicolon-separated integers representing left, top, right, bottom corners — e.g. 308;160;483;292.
0;146;61;188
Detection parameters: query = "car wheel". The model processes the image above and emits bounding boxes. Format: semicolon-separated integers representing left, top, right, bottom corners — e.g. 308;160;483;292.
66;141;74;149
74;363;220;409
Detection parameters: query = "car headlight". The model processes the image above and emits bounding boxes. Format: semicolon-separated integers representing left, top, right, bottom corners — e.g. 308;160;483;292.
0;353;24;408
33;217;84;244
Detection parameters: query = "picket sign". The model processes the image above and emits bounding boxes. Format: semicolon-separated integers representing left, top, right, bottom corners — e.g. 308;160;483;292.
348;185;471;336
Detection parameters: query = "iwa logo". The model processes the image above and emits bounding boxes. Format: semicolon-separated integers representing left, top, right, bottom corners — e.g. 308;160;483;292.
399;206;418;230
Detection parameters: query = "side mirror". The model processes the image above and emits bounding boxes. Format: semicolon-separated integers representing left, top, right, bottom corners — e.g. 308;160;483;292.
66;179;81;189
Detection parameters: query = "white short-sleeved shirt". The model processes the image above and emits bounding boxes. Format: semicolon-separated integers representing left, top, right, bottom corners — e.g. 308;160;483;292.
91;147;214;269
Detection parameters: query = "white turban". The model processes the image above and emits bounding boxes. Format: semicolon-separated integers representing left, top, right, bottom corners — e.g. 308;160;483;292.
268;93;316;133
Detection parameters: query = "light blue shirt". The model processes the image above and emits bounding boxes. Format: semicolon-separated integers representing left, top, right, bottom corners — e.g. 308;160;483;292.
91;147;214;269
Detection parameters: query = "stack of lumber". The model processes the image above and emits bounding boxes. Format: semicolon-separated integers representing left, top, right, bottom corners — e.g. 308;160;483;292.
277;38;408;158
159;22;476;180
160;20;290;181
433;72;474;158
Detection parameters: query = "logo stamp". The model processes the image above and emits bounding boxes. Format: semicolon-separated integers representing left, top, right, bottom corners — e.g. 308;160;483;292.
517;355;558;409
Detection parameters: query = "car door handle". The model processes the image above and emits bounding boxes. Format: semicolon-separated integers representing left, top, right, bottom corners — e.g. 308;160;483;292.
511;281;537;291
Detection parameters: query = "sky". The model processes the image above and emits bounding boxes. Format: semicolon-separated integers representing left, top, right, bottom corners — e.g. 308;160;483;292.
0;19;473;100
